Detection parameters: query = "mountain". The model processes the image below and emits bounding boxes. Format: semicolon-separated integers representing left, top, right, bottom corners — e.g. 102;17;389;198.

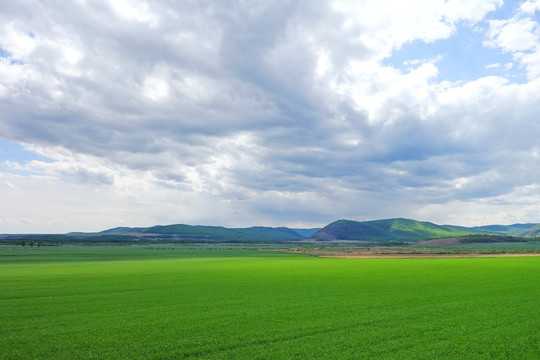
99;227;148;234
310;218;471;242
143;224;251;241
143;224;311;241
309;218;538;242
96;224;310;241
520;224;540;238
4;219;536;245
439;224;537;237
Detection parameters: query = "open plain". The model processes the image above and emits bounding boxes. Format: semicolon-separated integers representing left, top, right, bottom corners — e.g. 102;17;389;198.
1;245;539;359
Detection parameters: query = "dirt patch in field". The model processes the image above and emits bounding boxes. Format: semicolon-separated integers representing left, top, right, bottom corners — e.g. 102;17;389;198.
278;245;539;259
321;253;540;259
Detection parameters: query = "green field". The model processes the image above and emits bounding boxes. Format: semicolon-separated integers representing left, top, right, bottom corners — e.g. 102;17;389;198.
1;246;539;359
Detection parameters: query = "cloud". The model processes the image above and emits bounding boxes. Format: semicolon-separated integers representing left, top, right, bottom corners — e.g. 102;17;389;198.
485;6;540;79
1;0;540;232
519;0;540;14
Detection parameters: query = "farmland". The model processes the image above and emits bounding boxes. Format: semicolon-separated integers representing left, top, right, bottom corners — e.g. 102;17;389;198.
1;246;539;359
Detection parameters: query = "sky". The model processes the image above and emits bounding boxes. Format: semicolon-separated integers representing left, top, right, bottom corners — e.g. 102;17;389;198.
1;0;540;233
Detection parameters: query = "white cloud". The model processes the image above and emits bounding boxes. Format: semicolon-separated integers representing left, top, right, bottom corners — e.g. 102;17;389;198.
443;0;503;23
485;9;540;79
0;22;37;59
486;17;538;52
2;0;540;232
329;0;502;60
519;0;540;14
109;0;159;26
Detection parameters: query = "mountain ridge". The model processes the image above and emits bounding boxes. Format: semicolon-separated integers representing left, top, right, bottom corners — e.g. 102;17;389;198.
309;218;538;242
96;224;321;241
3;218;538;243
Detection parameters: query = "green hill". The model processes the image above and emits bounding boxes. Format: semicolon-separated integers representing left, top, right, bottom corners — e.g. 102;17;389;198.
6;219;536;245
467;223;537;237
143;224;251;241
142;224;308;241
520;224;540;238
99;227;147;234
311;218;480;242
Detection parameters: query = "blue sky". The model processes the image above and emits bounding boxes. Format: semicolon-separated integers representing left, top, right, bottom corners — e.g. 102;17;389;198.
386;25;524;82
1;0;540;233
0;139;51;165
385;2;526;82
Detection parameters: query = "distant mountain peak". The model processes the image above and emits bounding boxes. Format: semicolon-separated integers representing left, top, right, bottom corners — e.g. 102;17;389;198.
310;218;538;242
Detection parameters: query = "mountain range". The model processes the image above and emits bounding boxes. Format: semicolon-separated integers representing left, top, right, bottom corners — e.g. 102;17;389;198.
2;218;539;243
86;218;540;242
91;224;321;242
310;218;539;242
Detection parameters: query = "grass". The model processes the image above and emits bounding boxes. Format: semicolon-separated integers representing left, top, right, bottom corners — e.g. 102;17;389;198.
1;246;539;359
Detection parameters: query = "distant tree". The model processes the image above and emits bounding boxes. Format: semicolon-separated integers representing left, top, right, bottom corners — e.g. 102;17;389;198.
29;240;34;248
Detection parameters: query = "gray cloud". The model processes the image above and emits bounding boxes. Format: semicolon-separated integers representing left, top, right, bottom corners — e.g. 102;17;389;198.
1;0;540;231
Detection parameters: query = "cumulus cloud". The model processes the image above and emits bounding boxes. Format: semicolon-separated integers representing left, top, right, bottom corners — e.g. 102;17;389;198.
1;0;540;232
520;0;540;14
485;5;540;79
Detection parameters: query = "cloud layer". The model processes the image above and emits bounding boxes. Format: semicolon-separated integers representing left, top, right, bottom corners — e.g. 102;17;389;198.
1;0;540;232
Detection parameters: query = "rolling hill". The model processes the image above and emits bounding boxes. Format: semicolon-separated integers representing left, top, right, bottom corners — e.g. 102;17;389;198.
106;224;321;241
2;218;537;244
143;224;252;241
520;224;540;238
467;223;538;236
309;218;538;242
43;225;319;243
